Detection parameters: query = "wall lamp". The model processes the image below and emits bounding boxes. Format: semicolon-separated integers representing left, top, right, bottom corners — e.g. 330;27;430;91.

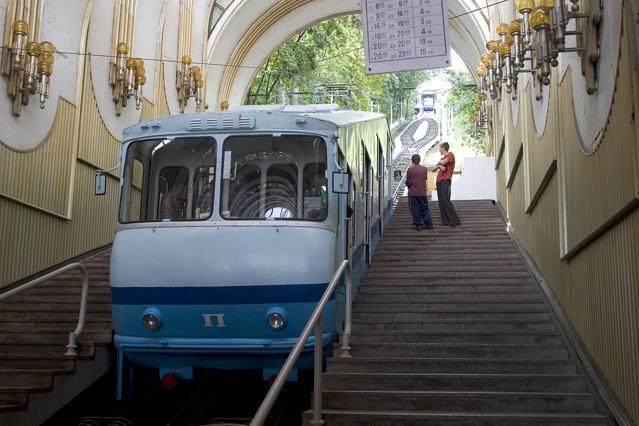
471;93;489;136
517;0;601;93
1;20;55;116
177;55;203;113
478;0;601;106
109;42;146;116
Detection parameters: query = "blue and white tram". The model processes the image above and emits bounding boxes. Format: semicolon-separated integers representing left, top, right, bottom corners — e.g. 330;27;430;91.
422;90;436;113
110;105;392;396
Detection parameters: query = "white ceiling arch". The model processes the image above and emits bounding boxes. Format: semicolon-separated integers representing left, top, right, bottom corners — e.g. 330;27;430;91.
205;0;489;109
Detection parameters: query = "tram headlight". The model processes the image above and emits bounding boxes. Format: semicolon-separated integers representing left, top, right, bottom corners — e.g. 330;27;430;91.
142;308;163;330
266;309;287;331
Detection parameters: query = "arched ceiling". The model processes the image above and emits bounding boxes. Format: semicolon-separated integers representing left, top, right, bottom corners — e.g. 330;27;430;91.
205;0;489;109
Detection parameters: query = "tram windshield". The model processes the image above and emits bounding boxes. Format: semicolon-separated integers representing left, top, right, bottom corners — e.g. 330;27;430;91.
220;134;327;220
119;136;217;223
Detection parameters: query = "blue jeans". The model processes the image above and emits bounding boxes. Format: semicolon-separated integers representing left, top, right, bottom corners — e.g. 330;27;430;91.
409;196;433;228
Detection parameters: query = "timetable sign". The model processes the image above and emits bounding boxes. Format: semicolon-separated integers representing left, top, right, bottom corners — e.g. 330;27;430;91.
362;0;451;74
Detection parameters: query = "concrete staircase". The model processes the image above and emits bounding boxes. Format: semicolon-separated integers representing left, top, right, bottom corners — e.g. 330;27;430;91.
306;199;613;425
0;251;112;418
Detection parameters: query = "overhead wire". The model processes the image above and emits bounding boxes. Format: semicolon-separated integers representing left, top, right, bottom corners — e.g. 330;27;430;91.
0;0;506;73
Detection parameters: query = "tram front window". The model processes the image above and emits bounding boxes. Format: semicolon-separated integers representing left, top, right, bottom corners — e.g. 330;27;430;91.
221;135;327;220
119;137;216;223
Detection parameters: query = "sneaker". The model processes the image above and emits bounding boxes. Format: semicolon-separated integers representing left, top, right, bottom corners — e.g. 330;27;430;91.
414;225;421;231
425;225;434;230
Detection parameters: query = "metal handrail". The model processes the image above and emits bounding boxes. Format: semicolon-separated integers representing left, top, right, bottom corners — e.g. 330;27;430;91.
249;260;351;426
0;262;91;356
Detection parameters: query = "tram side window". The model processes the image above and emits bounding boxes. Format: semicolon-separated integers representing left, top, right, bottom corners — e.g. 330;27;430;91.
303;163;327;220
158;167;189;220
127;159;145;221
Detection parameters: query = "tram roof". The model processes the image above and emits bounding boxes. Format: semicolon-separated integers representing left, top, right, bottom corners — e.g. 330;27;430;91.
230;104;385;127
124;105;385;140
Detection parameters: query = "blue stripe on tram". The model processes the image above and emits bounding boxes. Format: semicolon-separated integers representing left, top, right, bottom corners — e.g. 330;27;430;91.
111;283;331;305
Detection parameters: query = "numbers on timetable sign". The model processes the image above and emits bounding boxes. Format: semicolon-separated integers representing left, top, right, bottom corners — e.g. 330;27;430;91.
372;51;390;61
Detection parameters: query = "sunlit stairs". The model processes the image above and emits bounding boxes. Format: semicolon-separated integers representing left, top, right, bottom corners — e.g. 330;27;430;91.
304;199;614;425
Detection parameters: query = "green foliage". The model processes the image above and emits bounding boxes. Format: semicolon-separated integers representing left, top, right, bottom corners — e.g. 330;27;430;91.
442;69;485;154
246;15;426;121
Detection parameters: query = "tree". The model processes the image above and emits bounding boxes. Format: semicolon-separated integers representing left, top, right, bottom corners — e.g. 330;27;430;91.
442;69;485;153
246;15;426;121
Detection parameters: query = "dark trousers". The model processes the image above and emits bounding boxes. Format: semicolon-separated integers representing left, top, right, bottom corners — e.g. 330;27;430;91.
436;180;461;225
409;196;433;227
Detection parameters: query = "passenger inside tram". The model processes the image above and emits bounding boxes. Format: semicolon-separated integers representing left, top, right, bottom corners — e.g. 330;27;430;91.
159;171;188;220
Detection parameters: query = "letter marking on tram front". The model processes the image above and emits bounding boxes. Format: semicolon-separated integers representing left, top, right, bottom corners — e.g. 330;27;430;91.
202;313;226;328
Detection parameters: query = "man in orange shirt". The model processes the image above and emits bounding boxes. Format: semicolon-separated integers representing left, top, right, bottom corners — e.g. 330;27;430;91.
406;154;434;231
433;142;461;226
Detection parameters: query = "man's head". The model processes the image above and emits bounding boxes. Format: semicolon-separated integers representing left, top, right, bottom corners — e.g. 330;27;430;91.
411;154;421;165
439;142;450;154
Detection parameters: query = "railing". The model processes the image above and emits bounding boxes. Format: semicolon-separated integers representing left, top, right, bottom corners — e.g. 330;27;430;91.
249;260;352;426
0;263;91;356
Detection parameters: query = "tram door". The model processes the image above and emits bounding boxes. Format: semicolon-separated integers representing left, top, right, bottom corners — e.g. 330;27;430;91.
363;146;373;264
377;141;384;234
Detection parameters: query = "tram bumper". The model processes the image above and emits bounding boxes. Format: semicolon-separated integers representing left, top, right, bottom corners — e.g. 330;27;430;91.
114;333;334;372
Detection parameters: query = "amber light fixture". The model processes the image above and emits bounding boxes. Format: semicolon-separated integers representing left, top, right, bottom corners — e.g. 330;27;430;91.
1;19;55;116
109;42;146;116
177;55;204;113
476;0;601;108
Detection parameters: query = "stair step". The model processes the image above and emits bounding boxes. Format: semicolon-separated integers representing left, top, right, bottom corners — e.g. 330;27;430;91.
0;370;58;387
363;278;535;286
0;355;77;370
327;358;578;374
0;331;112;345
0;391;28;407
351;320;556;332
10;294;111;303
0;312;112;321
0;403;27;413
0;344;98;357
353;302;548;313
358;285;539;294
349;330;562;345
320;390;597;413
365;272;532;279
304;409;610;425
352;312;552;321
1;321;112;333
354;294;544;303
342;343;569;359
0;303;111;313
321;373;587;392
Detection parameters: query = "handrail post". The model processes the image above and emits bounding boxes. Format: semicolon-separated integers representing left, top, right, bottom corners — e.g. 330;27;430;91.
311;314;325;425
65;265;90;356
340;263;352;358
